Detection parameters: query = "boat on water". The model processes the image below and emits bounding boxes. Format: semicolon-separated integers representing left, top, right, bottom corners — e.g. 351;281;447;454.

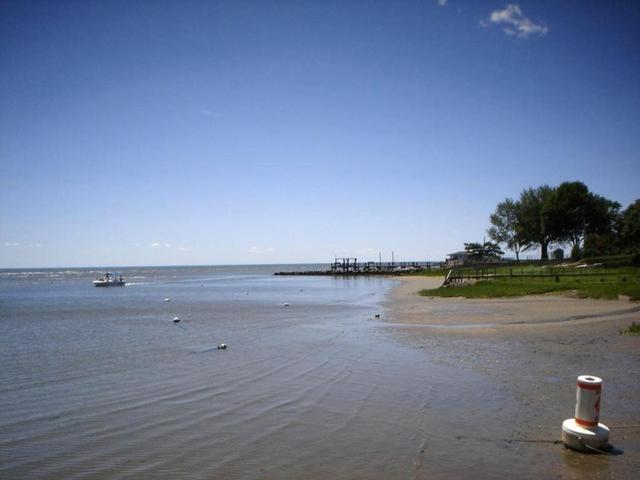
93;272;126;287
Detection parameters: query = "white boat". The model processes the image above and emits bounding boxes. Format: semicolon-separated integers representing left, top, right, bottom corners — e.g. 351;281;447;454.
93;272;126;287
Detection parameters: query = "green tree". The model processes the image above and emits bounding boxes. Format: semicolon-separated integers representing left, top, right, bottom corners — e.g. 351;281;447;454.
545;182;620;257
619;199;640;252
544;182;590;254
482;241;504;259
463;241;503;260
487;198;527;261
516;185;556;260
463;242;483;258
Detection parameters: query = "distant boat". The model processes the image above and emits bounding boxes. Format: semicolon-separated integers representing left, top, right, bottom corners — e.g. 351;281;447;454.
93;272;126;287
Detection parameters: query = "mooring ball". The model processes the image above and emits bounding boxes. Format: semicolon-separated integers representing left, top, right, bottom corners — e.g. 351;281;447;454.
164;298;171;302
173;317;181;323
217;343;227;350
283;303;290;307
375;314;381;318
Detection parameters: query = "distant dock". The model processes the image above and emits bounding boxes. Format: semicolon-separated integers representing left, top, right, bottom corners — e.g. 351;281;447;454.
275;258;442;276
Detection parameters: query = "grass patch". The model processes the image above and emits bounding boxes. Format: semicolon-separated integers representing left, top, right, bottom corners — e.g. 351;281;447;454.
620;322;640;335
420;275;640;300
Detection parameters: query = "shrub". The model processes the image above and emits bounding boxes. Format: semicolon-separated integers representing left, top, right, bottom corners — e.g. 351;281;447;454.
621;322;640;335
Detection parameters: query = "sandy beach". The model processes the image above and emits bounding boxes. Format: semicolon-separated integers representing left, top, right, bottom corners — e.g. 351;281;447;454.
384;276;640;478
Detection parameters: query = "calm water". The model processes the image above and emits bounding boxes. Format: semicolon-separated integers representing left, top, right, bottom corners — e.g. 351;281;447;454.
0;265;533;479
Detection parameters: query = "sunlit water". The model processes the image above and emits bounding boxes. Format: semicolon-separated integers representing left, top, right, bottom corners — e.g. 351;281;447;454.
3;265;606;479
0;266;478;478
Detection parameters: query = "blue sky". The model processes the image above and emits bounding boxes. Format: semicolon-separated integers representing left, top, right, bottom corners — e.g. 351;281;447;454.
1;0;639;268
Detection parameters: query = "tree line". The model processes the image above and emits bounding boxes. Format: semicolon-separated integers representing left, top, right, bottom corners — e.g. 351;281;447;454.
486;181;640;261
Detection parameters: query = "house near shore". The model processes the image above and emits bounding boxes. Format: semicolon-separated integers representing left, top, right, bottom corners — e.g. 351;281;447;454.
445;251;474;267
445;241;505;267
446;250;497;266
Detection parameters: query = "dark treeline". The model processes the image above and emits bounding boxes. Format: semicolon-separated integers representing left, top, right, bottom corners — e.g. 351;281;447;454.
487;181;640;261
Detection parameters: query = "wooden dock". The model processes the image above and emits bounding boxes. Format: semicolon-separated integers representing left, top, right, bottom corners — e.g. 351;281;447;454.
275;259;442;276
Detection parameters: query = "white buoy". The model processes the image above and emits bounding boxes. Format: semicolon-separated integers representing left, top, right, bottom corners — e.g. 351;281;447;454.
217;343;227;350
164;298;171;302
173;316;181;323
562;375;610;452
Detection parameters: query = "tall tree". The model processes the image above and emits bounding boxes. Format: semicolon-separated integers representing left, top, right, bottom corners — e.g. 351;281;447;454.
544;182;590;252
619;199;640;252
487;198;527;261
545;181;620;256
516;186;556;260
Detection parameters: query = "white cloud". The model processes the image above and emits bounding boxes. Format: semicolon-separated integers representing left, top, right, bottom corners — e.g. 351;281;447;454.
248;246;277;255
488;4;548;39
150;242;171;248
178;246;192;252
3;242;20;247
437;0;448;6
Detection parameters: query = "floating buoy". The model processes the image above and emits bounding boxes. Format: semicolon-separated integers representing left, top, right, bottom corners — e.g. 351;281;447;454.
217;343;227;350
562;375;610;452
374;314;381;318
164;298;171;302
173;317;181;323
283;303;290;307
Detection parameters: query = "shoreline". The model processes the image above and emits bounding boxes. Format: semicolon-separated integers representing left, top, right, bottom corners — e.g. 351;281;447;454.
385;275;640;334
382;275;640;476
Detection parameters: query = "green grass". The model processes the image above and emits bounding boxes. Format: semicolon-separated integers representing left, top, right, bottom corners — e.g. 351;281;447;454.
620;322;640;335
406;255;639;279
441;264;639;278
419;275;640;301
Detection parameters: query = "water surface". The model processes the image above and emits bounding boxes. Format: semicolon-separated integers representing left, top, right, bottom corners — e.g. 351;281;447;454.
0;265;522;479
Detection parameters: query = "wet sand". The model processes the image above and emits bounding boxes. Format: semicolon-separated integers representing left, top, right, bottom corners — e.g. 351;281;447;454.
385;276;640;478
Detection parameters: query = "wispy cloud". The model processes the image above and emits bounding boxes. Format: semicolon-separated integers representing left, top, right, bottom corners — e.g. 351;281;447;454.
437;0;448;6
178;246;192;252
150;242;171;248
3;242;20;247
487;4;548;39
248;246;277;255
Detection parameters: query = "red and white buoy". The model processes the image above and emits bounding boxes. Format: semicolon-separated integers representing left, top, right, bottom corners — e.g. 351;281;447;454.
561;375;610;451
